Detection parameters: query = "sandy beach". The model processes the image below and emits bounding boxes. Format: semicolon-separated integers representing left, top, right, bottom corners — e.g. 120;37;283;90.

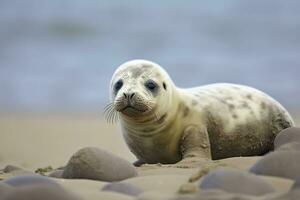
1;1;300;199
0;113;135;171
0;113;299;199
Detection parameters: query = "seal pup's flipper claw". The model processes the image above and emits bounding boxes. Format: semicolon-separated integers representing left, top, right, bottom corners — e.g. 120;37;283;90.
133;160;146;167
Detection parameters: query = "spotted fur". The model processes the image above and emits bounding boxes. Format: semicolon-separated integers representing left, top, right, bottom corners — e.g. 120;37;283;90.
109;60;295;164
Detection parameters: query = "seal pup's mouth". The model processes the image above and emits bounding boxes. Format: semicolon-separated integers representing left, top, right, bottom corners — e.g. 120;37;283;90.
103;103;149;124
120;105;148;115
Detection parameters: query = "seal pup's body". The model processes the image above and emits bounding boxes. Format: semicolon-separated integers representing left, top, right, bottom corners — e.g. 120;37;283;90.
108;60;294;165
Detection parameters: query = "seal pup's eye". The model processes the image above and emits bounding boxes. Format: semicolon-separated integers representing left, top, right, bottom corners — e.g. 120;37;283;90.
145;80;158;91
114;79;123;92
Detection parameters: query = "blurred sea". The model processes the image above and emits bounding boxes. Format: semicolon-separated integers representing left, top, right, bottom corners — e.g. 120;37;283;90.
0;0;300;112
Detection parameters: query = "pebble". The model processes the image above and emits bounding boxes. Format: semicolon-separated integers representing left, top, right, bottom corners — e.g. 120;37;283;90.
249;151;300;180
62;147;137;182
3;165;23;173
2;185;81;200
199;168;275;196
49;170;64;178
274;127;300;149
275;142;300;151
4;175;60;188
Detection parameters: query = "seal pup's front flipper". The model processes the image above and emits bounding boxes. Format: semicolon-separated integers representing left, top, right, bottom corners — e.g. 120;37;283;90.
167;125;212;168
180;125;211;159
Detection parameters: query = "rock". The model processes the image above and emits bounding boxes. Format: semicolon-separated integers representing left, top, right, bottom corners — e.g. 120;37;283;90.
49;170;64;178
274;127;300;149
3;175;60;188
199;168;275;196
276;142;300;151
102;182;143;196
1;165;33;177
3;165;23;173
249;151;300;180
0;182;14;197
62;147;137;182
2;185;81;200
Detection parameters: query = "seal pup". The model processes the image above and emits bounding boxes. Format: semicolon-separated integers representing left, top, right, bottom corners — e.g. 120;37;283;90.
105;59;294;166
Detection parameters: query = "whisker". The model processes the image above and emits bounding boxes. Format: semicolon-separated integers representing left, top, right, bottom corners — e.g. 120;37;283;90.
103;102;119;124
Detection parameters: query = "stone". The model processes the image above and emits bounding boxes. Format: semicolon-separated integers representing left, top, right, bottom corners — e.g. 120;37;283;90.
62;147;137;182
199;168;275;196
49;170;63;178
3;165;23;173
275;142;300;152
4;175;60;188
2;185;80;200
274;127;300;149
249;151;300;180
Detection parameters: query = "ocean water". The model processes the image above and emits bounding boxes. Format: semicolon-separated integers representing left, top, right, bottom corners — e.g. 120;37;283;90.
0;0;299;112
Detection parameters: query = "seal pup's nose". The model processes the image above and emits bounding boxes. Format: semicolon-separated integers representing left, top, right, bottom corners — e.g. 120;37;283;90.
123;92;135;100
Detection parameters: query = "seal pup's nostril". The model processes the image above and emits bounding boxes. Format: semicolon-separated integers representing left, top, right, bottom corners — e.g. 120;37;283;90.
130;93;135;99
123;92;135;100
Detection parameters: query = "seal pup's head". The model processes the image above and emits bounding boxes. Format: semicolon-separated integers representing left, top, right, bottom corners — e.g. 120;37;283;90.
106;60;175;124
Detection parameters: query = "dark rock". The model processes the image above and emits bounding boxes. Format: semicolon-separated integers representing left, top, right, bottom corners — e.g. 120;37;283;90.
274;127;300;149
3;165;23;173
249;151;300;180
102;182;142;196
2;185;81;200
49;170;63;178
199;168;275;196
4;175;60;188
62;147;137;182
2;165;33;177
